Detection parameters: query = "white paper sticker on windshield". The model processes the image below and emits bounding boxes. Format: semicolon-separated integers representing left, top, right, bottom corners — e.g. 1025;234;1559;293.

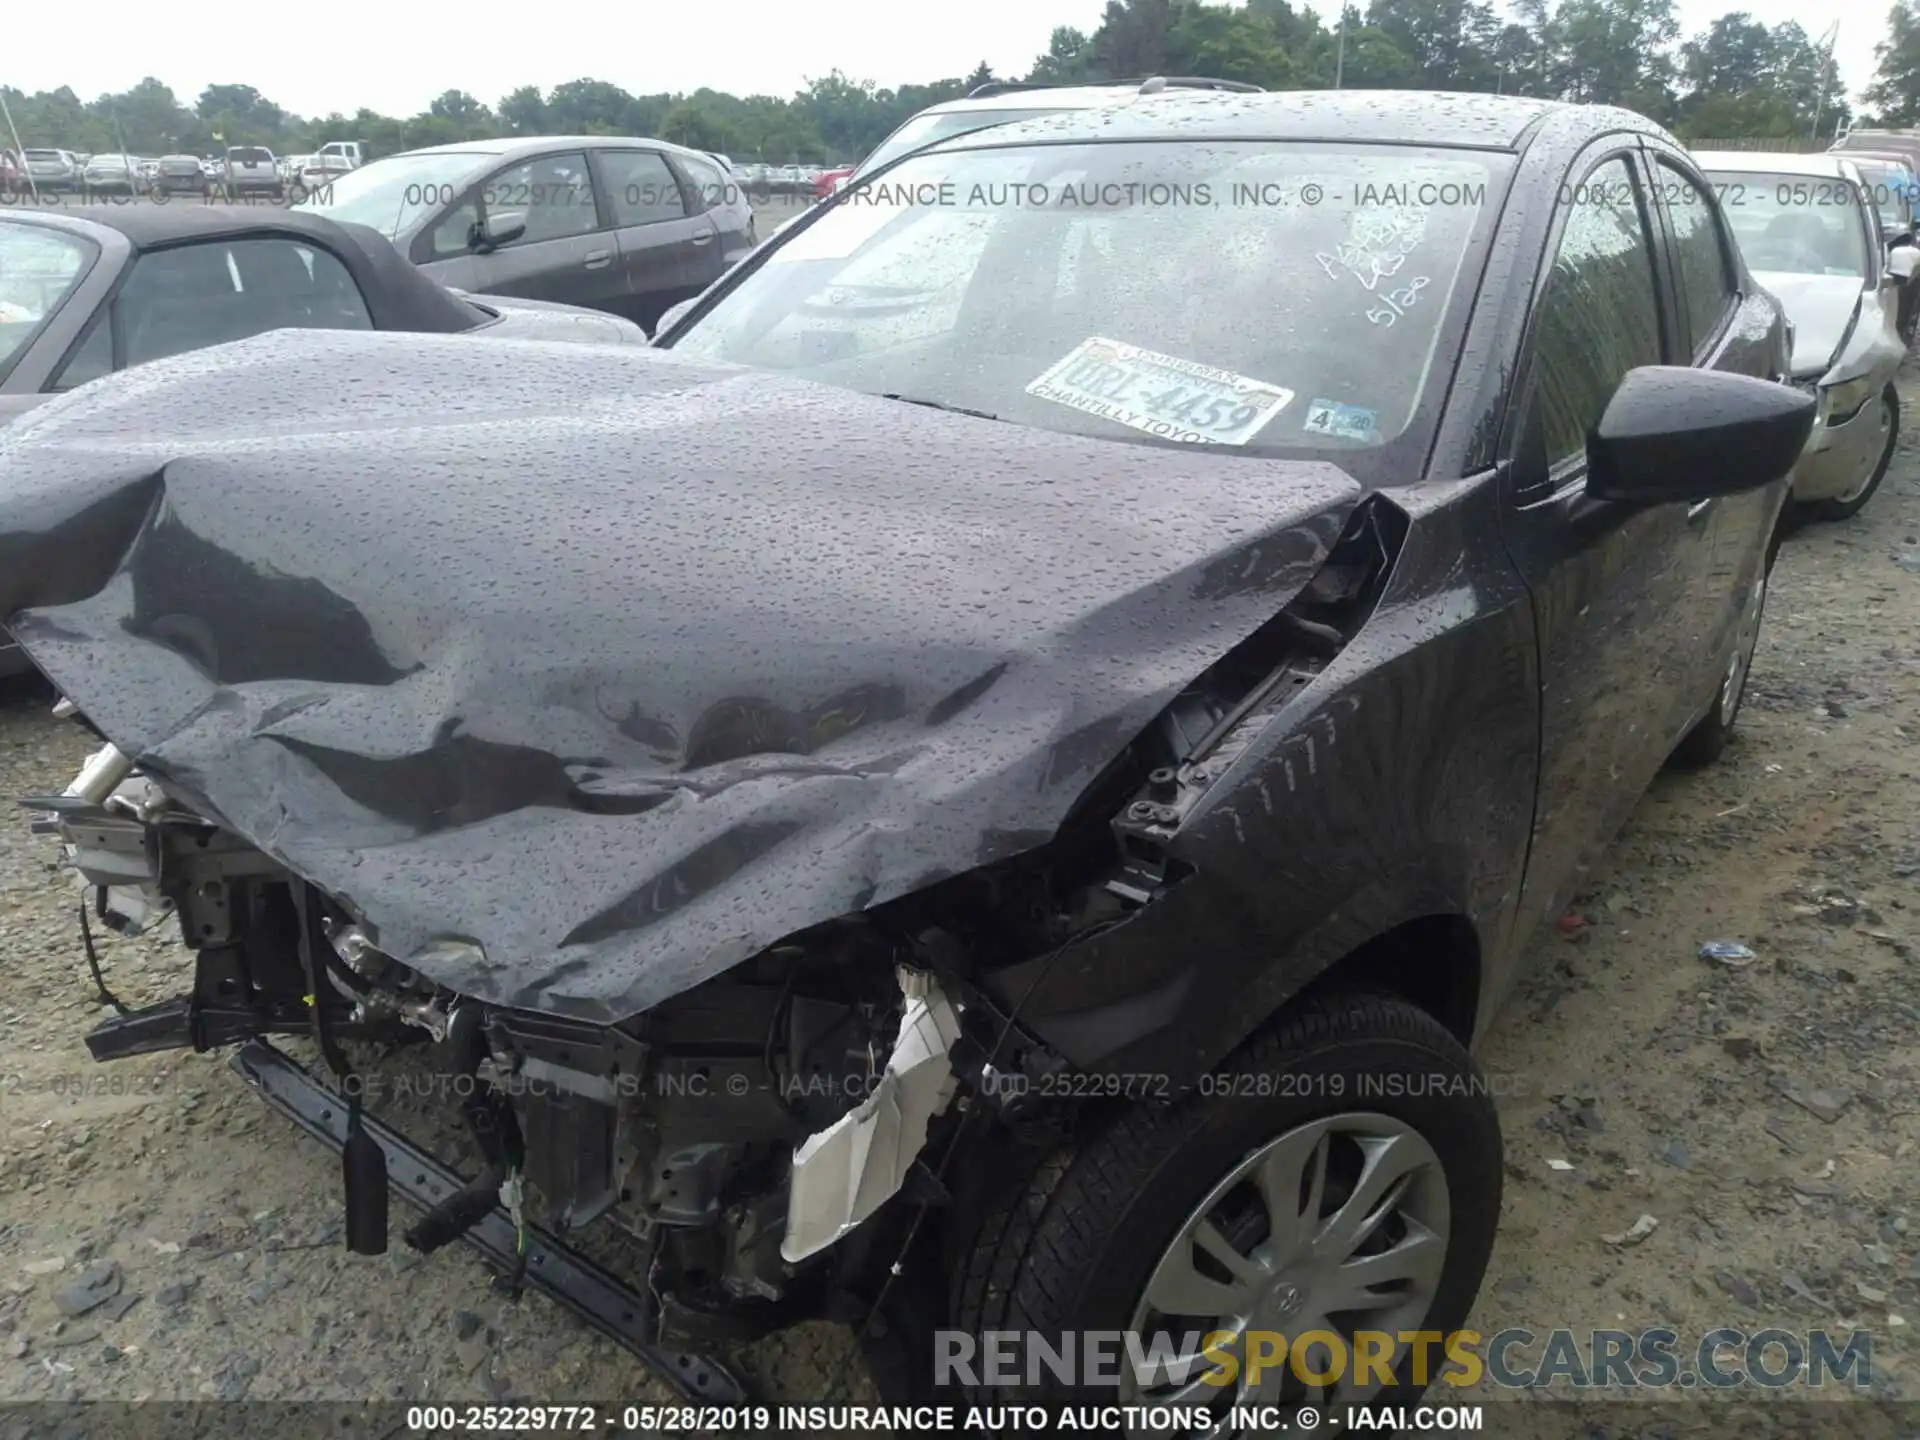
1025;338;1293;446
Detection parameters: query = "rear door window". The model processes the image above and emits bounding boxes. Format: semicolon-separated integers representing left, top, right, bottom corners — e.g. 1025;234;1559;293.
116;238;372;369
601;150;689;226
676;155;730;214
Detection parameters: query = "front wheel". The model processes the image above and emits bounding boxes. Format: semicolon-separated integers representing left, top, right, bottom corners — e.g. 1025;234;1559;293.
1671;543;1772;770
947;993;1502;1434
1802;384;1897;524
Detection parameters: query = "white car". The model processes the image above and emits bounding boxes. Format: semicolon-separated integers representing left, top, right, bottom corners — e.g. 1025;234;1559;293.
295;153;355;194
851;76;1264;184
1697;151;1914;520
754;77;1267;246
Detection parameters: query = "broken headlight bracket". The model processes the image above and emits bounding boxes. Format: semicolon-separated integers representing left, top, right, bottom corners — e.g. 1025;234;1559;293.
232;1039;750;1406
1106;495;1405;893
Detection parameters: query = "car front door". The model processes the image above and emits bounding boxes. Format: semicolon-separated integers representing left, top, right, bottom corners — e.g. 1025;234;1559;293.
1643;145;1786;708
589;148;719;334
1497;146;1715;936
460;151;616;310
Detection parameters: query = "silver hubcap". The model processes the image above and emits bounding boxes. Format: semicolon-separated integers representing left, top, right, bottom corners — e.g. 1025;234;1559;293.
1832;394;1895;506
1719;569;1766;725
1122;1113;1450;1434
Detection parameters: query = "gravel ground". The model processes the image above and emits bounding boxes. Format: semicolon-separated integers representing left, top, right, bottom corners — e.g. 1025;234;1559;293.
0;358;1916;1432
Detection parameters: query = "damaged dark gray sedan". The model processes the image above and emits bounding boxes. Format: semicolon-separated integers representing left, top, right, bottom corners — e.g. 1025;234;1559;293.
1;91;1814;1426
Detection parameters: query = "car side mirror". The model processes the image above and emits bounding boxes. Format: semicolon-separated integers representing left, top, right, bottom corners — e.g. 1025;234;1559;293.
471;212;526;253
1887;244;1920;280
1586;366;1815;507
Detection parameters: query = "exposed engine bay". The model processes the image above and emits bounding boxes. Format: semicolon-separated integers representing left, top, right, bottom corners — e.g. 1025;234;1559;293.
21;492;1402;1354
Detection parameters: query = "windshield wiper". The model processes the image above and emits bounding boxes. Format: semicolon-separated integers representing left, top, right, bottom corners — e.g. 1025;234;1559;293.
881;393;1005;424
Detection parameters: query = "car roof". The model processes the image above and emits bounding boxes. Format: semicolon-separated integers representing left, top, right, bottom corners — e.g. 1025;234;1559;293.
920;89;1619;155
3;204;355;250
390;134;714;164
916;82;1231;115
1692;151;1859;180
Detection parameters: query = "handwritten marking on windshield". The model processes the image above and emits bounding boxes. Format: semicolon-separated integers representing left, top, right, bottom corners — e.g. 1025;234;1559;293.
1367;276;1429;327
1315;206;1430;292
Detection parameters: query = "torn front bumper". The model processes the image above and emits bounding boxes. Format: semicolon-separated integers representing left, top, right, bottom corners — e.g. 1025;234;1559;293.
231;1039;748;1403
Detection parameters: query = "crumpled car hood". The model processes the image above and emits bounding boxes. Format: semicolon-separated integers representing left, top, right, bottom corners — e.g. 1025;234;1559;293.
0;328;1360;1023
1755;272;1864;377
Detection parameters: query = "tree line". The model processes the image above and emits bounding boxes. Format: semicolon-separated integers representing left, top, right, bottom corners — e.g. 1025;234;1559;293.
6;0;1917;167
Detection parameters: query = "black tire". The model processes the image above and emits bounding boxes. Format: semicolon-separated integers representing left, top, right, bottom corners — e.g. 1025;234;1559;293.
1671;534;1776;770
1802;384;1897;524
945;992;1503;1430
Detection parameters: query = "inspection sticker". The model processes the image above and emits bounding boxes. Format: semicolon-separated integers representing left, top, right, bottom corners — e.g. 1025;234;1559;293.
1301;398;1380;441
1026;337;1293;446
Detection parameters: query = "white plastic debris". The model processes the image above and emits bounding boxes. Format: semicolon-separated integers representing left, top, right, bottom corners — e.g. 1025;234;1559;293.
1546;1159;1575;1172
780;968;963;1263
1602;1214;1660;1247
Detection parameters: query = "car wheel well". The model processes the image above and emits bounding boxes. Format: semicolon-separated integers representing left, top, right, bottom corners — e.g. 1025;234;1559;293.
1294;913;1481;1046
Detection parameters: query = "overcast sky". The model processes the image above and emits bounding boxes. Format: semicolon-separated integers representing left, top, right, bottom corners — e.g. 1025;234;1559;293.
3;0;1880;120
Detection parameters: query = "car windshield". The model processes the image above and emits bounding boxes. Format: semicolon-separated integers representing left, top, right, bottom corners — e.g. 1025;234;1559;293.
0;222;93;380
855;107;1074;178
295;151;487;237
1708;171;1871;278
668;140;1506;464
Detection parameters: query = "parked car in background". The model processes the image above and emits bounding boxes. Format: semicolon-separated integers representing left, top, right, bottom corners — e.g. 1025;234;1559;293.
0;203;648;679
1845;152;1920;340
23;150;80;192
0;90;1813;1397
316;140;365;170
1697;151;1911;521
295;153;356;196
293;134;756;334
1846;153;1920;246
152;154;212;198
222;146;283;199
1832;128;1920;180
81;153;137;195
850;76;1266;185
